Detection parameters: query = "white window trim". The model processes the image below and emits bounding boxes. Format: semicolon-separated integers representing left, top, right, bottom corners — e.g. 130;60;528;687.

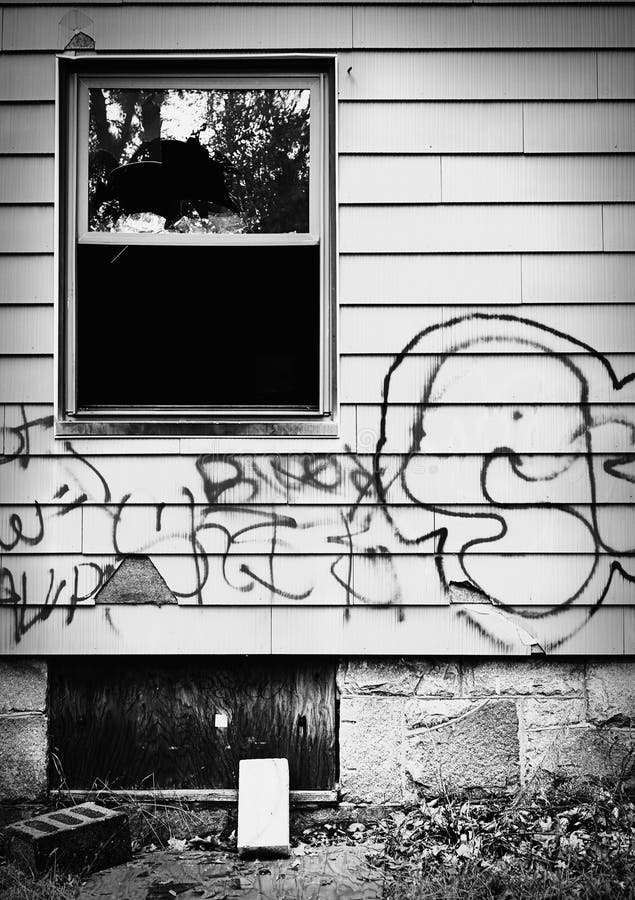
55;54;338;438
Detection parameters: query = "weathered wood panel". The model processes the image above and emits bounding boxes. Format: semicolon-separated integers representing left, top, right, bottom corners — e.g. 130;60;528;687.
603;205;635;251
442;156;635;203
523;102;635;153
339;102;522;153
0;206;53;252
2;6;352;50
0;256;53;303
598;52;635;100
48;658;336;790
340;305;635;354
0;358;52;402
0;157;54;203
521;253;635;303
339;51;597;100
339;155;441;204
357;403;635;454
340;254;521;304
352;5;635;49
0;55;55;101
0;104;54;154
340;205;602;253
0;306;52;354
340;355;635;403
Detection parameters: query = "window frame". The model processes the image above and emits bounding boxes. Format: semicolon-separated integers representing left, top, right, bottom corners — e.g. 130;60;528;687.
55;54;338;438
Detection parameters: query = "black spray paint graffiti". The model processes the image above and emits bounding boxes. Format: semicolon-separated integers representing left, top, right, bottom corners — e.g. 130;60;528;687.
1;313;634;648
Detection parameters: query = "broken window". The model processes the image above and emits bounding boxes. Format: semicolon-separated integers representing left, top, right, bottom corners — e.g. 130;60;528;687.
57;58;336;436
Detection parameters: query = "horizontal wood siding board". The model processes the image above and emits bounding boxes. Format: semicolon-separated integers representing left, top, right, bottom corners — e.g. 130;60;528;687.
0;256;54;303
339;102;523;153
603;205;635;250
357;403;635;453
0;606;627;655
0;358;52;402
0;157;54;203
2;7;352;50
0;306;53;354
339;155;441;204
523;103;635;153
0;104;55;154
339;51;597;100
352;6;635;49
598;52;635;100
0;207;53;252
340;305;635;354
521;253;635;302
340;205;603;253
0;55;55;101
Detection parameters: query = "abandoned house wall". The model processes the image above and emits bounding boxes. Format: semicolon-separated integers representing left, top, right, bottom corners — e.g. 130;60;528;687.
1;0;635;802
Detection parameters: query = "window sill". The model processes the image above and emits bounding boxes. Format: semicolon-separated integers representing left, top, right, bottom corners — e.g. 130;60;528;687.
54;417;340;438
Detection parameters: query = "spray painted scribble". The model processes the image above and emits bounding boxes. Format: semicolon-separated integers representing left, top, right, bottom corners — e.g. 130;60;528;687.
1;314;634;650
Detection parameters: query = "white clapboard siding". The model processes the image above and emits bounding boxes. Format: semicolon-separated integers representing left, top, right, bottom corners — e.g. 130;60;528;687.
442;156;635;204
0;358;52;402
340;254;522;304
340;205;603;254
0;104;55;154
523;103;635;153
0;306;52;354
339;52;597;101
0;606;274;654
2;6;352;51
339;103;522;153
522;253;635;303
0;455;288;505
0;555;118;606
0;55;55;101
340;305;635;354
0;256;53;303
0;506;82;554
603;205;635;251
338;156;441;204
0;157;54;204
0;206;53;253
598;52;635;100
352;6;635;49
357;404;635;454
340;355;635;404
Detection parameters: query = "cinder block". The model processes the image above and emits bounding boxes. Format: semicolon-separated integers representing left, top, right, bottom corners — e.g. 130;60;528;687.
0;715;47;801
0;661;47;713
5;802;131;875
237;759;290;859
339;697;404;804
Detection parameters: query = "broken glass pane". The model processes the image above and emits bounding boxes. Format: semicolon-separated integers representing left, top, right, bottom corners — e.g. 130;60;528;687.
88;88;310;234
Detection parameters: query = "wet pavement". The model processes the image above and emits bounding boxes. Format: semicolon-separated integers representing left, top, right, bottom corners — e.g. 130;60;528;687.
78;845;386;900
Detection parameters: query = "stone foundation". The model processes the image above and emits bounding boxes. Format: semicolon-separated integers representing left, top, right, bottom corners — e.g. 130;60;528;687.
0;657;634;807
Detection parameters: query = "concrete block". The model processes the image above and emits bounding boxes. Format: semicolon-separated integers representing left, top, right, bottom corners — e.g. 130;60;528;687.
237;759;289;859
337;659;460;697
5;802;131;875
0;660;47;713
462;660;584;698
587;661;635;725
404;699;520;798
524;726;635;786
520;698;587;729
0;715;47;801
339;698;404;805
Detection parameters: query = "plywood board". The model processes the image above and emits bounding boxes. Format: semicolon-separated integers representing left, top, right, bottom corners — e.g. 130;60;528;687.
0;358;52;402
442;156;635;203
521;253;635;303
598;52;635;100
352;5;635;49
0;207;53;253
339;155;441;204
340;254;521;304
3;6;352;50
0;157;54;203
339;205;602;253
339;102;522;153
523;102;635;153
603;205;635;251
357;403;635;454
0;306;52;354
0;104;54;153
340;355;635;403
0;256;54;303
340;305;635;354
0;55;55;101
339;51;596;100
